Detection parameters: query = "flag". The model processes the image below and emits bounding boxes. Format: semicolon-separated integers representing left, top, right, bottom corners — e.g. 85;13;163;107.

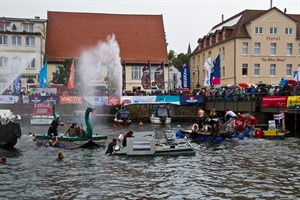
155;61;165;89
39;60;48;88
210;55;221;85
294;65;300;82
68;58;75;89
13;76;21;94
141;61;151;89
203;57;211;86
122;60;126;91
181;60;191;89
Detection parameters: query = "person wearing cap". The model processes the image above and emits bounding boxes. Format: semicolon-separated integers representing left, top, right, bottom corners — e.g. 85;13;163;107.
47;115;65;136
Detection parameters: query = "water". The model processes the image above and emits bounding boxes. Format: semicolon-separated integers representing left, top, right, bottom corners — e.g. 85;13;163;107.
1;122;300;199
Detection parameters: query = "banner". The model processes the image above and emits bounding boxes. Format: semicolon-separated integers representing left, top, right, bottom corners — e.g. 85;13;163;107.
67;58;75;90
108;96;120;106
155;61;165;89
287;96;300;109
121;96;156;105
204;57;211;86
141;61;151;89
83;96;108;106
181;60;190;89
155;96;180;105
60;96;82;104
29;96;59;104
262;96;287;107
0;95;19;104
39;60;48;88
179;95;205;106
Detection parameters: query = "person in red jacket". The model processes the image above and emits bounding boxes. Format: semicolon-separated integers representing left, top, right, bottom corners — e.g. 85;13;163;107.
247;116;257;130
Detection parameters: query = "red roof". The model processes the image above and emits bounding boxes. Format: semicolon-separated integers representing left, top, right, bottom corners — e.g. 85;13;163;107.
45;11;168;64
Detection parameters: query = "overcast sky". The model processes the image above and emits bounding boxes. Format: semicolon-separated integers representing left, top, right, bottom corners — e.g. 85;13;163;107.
1;0;299;54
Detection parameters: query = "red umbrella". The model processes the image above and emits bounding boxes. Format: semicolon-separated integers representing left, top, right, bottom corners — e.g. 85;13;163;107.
238;83;249;88
287;79;297;85
183;88;190;93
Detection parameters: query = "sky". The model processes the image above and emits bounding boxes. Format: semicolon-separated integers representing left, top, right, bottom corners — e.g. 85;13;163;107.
1;0;300;54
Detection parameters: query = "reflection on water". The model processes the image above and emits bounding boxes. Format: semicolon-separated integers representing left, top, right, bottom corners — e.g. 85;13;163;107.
1;122;300;199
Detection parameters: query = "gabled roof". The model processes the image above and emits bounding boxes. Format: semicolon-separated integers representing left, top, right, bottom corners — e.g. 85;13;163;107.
45;11;168;64
191;7;300;55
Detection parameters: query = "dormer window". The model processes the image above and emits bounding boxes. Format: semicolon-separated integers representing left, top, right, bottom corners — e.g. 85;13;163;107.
222;31;226;40
209;37;212;45
12;24;17;31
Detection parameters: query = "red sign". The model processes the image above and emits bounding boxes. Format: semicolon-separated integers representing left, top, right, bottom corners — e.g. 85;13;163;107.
60;96;82;104
108;96;120;106
262;96;287;107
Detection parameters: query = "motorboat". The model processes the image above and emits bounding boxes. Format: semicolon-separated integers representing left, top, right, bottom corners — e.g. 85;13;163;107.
0;118;21;148
114;108;132;125
34;107;107;149
114;131;196;156
30;103;54;125
150;106;171;124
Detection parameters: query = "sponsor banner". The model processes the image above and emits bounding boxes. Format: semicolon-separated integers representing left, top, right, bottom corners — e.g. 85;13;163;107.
108;96;120;106
60;96;83;104
0;95;19;104
22;95;30;103
179;95;205;105
29;96;59;104
83;96;108;106
287;96;300;109
121;96;156;105
262;96;287;107
155;96;180;105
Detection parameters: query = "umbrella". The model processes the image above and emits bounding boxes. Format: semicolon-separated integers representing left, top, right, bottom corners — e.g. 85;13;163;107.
228;85;238;89
182;88;190;93
287;79;297;85
239;83;249;88
279;79;287;86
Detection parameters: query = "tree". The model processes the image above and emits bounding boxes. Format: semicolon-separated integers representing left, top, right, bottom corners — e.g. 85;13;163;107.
168;50;189;71
52;58;80;86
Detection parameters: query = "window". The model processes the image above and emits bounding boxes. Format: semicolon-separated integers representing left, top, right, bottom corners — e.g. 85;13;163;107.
216;34;219;43
242;42;248;55
172;74;177;82
255;27;263;34
209;37;212;45
23;24;34;32
0;22;9;31
12;35;21;46
270;64;276;76
254;43;260;55
25;36;35;46
27;58;35;68
285;28;292;35
286;64;292;77
270;43;276;56
0;56;8;68
298;44;300;56
0;35;8;45
222;66;225;77
131;66;141;79
222;47;225;59
150;66;157;80
222;31;226;40
242;64;248;76
254;64;260;76
269;27;277;34
287;43;293;56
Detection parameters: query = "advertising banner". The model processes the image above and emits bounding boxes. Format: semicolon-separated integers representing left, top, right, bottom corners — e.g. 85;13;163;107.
83;96;108;106
287;96;300;109
60;96;83;104
29;96;59;104
108;96;120;106
121;96;156;105
262;96;287;107
155;96;180;105
0;95;19;104
179;95;205;106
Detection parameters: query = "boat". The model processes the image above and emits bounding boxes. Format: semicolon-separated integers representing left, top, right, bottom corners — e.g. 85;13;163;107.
114;131;196;156
0;109;21;123
261;112;289;139
114;108;132;125
34;107;107;149
150;106;171;124
30;103;54;125
0;118;22;148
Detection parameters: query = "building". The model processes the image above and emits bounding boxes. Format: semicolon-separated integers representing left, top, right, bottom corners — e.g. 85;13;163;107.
168;66;181;89
190;7;300;90
0;16;47;94
45;11;168;93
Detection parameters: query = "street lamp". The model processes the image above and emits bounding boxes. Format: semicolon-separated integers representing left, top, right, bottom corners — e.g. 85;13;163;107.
196;66;200;88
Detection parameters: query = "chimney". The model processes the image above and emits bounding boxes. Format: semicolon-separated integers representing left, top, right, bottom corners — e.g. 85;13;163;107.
270;0;272;8
284;8;287;13
222;14;224;22
35;16;40;19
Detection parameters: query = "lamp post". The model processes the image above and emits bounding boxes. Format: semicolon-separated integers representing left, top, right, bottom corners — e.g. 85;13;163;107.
196;66;200;88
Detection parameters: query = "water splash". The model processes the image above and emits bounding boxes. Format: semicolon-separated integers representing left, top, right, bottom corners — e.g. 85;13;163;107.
0;54;38;95
78;34;122;102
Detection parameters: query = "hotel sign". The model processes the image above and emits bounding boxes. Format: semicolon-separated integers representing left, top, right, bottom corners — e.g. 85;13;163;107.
20;74;37;78
261;58;286;62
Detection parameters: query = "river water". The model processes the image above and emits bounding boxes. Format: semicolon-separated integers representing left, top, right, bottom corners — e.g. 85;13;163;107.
1;120;300;199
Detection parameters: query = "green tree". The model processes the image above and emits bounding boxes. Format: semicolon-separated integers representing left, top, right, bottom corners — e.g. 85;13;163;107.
52;58;80;86
168;50;189;71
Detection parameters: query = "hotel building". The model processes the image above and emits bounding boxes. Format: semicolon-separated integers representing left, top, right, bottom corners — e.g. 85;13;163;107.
190;7;300;89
